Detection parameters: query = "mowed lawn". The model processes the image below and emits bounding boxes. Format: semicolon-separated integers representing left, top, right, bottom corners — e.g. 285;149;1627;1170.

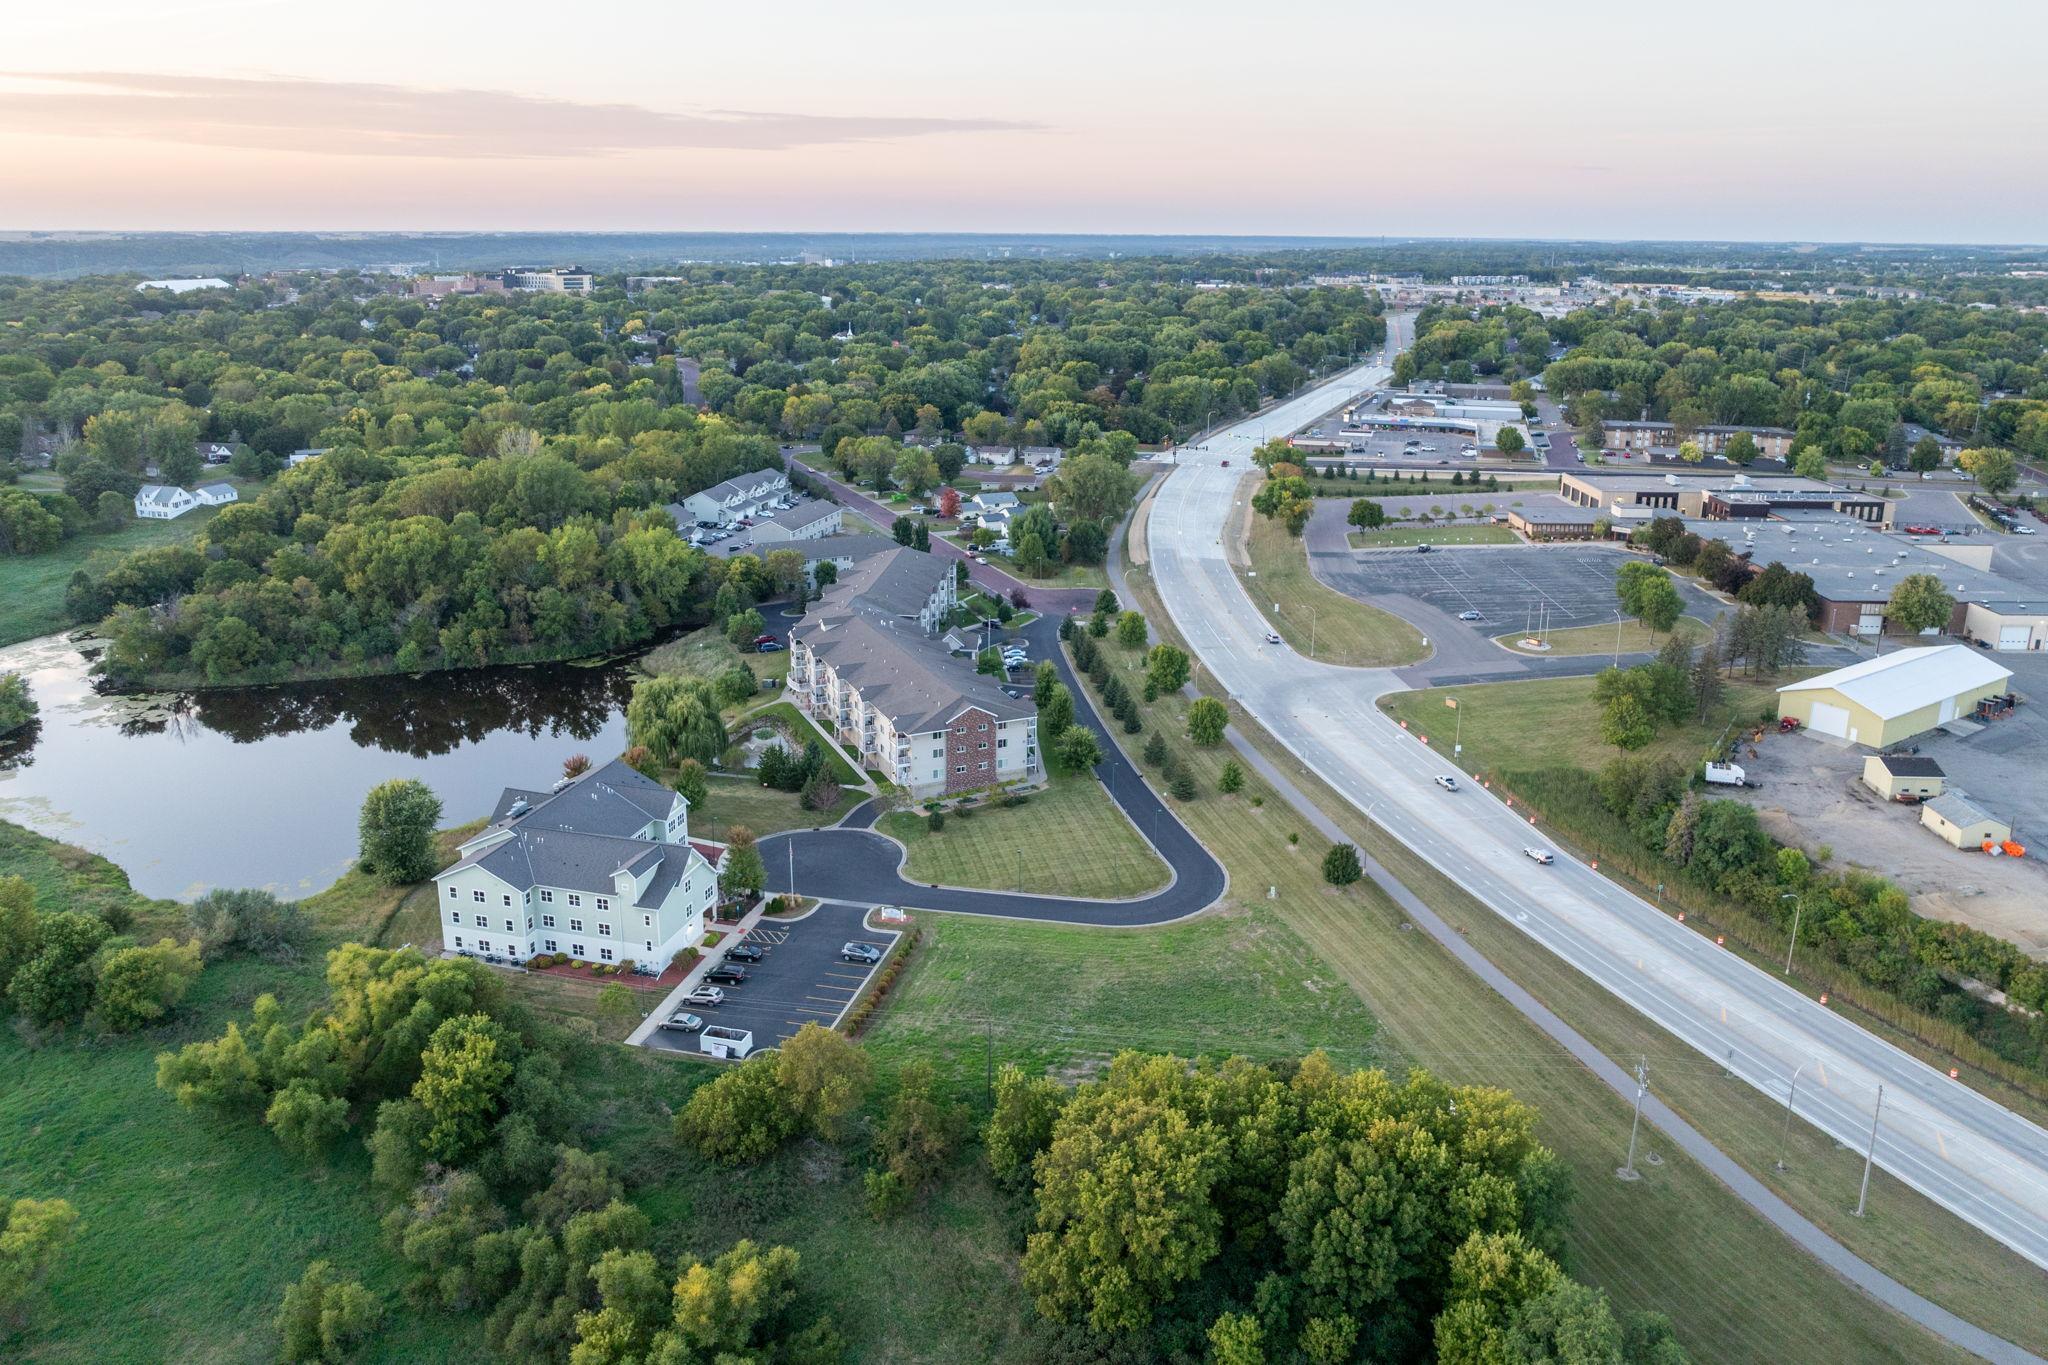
1381;672;1784;774
687;774;859;842
1348;523;1519;548
876;771;1170;899
1238;504;1428;666
1496;615;1711;657
0;508;221;647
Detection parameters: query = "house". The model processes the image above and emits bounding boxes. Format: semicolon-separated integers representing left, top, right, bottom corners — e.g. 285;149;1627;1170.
1920;792;2012;851
133;484;199;520
1775;646;2013;748
199;442;234;465
1860;754;1945;802
968;445;1017;466
680;470;791;527
787;547;1038;797
748;501;843;544
1021;445;1061;467
434;758;723;970
192;482;239;507
970;492;1020;516
287;448;328;467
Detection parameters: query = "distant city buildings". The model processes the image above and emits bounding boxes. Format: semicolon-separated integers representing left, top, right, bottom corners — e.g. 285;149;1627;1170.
134;277;232;294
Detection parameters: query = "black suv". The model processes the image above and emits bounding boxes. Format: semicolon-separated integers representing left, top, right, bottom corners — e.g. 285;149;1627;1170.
705;963;750;985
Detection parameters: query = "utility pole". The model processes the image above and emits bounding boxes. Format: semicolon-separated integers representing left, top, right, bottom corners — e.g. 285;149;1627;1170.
1854;1085;1884;1218
1777;1061;1809;1172
1781;892;1804;975
1618;1057;1648;1181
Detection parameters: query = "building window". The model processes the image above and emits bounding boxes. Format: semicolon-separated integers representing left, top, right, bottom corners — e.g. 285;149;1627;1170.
569;919;583;933
954;764;967;773
540;890;553;903
502;894;512;906
504;919;514;933
978;741;988;750
567;894;582;907
642;914;652;928
978;723;989;731
644;942;653;954
526;918;533;931
453;936;463;949
450;911;462;925
596;897;609;912
542;915;556;929
544;939;557;953
599;948;614;962
471;890;484;902
447;885;457;899
571;944;585;957
479;939;491;953
598;923;611;938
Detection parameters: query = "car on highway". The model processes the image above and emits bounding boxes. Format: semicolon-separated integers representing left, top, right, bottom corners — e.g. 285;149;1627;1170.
1457;610;1484;621
658;1010;704;1034
1522;847;1555;865
705;963;749;985
1434;774;1460;791
1264;630;1283;644
1219;459;1230;467
840;942;884;965
725;942;765;964
1416;544;1432;554
683;986;725;1007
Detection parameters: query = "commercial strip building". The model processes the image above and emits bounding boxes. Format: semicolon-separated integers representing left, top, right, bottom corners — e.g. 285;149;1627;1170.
1558;471;1883;522
1602;421;1795;459
1776;646;2014;747
1505;497;1605;540
434;759;725;971
1333;390;1528;446
787;547;1038;798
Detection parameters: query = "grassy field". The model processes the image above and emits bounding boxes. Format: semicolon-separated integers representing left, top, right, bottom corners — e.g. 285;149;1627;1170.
0;508;222;647
1381;672;1782;774
874;771;1170;899
1109;562;2039;1363
1236;503;1428;667
865;901;1380;1089
688;774;859;843
637;623;787;691
1496;616;1711;657
1348;523;1519;548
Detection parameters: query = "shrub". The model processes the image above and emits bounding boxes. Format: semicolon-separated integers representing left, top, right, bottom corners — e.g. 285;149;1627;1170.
1143;733;1169;766
1322;843;1363;887
927;811;946;833
1168;773;1197;801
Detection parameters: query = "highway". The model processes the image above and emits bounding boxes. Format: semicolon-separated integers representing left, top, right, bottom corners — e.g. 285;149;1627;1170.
1145;314;2048;1274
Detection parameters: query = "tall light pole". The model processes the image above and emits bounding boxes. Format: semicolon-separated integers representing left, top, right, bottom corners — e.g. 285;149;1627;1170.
1777;1061;1809;1172
1619;1056;1648;1181
1854;1085;1885;1218
1779;891;1804;975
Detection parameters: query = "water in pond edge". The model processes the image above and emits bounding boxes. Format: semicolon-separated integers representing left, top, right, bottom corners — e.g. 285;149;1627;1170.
0;632;633;902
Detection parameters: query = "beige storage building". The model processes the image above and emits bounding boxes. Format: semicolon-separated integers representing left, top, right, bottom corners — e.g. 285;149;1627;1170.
1860;754;1946;801
1920;792;2011;850
1776;646;2013;749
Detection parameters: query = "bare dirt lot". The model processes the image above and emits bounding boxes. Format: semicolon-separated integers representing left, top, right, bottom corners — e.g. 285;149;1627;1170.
1728;725;2048;958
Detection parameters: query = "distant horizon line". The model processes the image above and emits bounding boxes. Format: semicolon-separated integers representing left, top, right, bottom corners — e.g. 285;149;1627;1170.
3;228;2046;251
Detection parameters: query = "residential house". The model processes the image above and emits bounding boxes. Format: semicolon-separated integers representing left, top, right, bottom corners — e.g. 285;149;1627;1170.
680;470;792;528
192;482;239;507
199;442;234;465
748;501;843;544
287;448;328;467
787;547;1038;797
1021;445;1061;468
434;758;725;971
968;445;1017;466
134;484;199;520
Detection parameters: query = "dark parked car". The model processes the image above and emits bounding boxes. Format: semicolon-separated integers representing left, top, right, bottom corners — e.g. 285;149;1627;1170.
840;942;884;965
705;963;750;985
725;942;765;964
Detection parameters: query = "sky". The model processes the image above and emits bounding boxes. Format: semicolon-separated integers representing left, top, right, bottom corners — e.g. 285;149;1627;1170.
2;0;2042;242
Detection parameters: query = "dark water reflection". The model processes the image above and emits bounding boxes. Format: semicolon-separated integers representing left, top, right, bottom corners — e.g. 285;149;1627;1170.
0;634;632;901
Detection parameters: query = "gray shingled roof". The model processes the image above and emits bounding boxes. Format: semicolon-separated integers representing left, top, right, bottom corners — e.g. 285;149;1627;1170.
455;759;699;896
758;501;839;532
799;533;895;565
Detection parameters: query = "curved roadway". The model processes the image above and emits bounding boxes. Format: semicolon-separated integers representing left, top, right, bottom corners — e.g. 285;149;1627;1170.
759;611;1228;925
1145;323;2048;1274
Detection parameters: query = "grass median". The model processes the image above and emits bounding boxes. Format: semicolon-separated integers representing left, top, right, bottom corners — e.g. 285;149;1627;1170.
1235;501;1428;667
875;770;1170;899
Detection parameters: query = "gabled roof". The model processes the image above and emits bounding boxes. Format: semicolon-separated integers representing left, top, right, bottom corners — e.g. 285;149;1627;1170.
136;484;189;505
690;469;790;505
1925;791;2001;829
759;501;839;532
450;759;705;897
1777;646;2012;720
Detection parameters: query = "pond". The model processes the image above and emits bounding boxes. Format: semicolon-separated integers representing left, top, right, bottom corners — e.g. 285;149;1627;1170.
0;633;633;901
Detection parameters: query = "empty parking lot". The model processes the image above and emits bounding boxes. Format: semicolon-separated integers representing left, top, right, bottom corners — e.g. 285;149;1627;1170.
1315;544;1687;636
642;901;896;1057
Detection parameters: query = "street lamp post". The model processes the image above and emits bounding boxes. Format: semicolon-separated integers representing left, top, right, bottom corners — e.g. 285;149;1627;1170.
1854;1085;1885;1218
1777;1061;1809;1172
1779;891;1804;975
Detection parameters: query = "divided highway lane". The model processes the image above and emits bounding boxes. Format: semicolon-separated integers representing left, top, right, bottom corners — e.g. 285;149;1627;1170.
1145;345;2048;1274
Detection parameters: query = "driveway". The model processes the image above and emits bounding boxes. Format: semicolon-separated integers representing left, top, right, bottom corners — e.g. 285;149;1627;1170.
641;902;894;1055
759;610;1227;927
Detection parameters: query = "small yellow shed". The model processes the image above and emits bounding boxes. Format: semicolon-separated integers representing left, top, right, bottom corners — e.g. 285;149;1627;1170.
1920;792;2011;850
1861;754;1946;801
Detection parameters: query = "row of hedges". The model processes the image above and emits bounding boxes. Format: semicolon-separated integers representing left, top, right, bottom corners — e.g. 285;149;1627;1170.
844;926;923;1038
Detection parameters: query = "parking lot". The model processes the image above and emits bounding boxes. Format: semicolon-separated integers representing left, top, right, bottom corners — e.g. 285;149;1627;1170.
1316;544;1682;637
641;901;897;1057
